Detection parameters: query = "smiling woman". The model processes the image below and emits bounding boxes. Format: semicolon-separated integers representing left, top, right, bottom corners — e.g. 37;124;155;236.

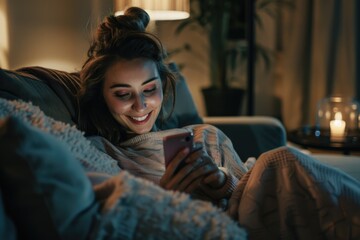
77;7;176;144
102;58;163;136
77;6;243;212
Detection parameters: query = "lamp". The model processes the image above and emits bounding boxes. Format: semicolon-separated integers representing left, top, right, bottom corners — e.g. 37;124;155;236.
114;0;190;21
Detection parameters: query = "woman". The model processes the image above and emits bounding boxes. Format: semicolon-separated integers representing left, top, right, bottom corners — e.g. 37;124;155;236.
77;7;245;208
77;7;360;239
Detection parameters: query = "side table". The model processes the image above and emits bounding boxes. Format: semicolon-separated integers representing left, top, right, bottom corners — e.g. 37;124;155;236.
288;126;360;155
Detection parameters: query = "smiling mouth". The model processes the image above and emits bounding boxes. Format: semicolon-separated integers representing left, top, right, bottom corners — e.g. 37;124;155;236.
129;112;152;124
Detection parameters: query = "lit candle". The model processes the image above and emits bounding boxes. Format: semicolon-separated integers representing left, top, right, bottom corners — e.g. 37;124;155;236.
330;112;346;140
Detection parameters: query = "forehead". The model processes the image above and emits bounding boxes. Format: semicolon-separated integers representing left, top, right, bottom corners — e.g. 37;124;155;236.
104;58;159;85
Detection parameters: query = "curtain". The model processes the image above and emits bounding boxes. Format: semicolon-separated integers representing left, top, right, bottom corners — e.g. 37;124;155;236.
279;0;357;130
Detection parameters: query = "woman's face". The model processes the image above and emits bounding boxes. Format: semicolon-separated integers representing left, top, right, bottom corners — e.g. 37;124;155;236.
103;58;163;135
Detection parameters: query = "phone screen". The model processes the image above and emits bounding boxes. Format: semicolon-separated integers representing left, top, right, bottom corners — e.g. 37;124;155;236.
163;131;194;168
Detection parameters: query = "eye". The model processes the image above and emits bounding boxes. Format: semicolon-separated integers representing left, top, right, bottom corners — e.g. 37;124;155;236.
143;86;157;95
114;92;131;100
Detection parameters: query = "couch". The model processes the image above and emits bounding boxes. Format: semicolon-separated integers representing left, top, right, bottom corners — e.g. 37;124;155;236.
1;65;359;239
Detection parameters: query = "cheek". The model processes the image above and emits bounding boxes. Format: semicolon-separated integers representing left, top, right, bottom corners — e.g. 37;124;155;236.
148;91;163;107
105;97;131;114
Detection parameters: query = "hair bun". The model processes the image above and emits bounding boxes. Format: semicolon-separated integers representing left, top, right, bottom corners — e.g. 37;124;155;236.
111;6;150;32
88;7;152;58
124;7;150;30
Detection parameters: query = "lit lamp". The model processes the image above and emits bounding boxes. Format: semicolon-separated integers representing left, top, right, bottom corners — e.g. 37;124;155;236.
114;0;190;21
316;96;360;142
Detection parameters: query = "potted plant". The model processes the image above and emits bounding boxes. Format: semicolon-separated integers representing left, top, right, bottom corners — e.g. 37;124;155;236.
175;0;292;116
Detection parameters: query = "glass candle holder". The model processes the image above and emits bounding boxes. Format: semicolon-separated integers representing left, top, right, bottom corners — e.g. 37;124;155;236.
315;96;360;141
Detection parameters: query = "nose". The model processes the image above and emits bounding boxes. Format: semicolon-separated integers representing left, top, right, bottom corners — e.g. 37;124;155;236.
132;95;147;111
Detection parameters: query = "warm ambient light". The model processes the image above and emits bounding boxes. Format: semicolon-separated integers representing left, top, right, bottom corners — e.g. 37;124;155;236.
114;0;190;21
0;7;9;69
330;112;346;140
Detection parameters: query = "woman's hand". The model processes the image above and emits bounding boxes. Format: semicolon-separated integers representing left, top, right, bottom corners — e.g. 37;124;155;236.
159;145;229;201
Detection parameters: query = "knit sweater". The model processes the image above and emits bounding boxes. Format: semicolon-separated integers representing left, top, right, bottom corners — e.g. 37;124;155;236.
88;124;249;202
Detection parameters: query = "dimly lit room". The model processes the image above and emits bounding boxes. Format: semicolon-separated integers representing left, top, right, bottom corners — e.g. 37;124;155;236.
0;0;360;239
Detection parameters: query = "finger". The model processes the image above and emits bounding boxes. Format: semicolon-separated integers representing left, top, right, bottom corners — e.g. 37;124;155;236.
190;142;203;154
164;157;205;190
202;170;226;188
160;147;190;188
165;147;190;175
183;176;203;194
184;148;203;164
176;162;218;191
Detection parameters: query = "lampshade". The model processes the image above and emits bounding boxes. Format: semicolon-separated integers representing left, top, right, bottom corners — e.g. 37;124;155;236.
114;0;190;21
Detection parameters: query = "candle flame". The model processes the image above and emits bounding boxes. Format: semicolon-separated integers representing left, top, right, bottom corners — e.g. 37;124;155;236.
334;112;342;121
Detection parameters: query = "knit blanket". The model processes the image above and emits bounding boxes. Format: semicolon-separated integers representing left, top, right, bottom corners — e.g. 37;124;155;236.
0;99;246;239
0;99;121;175
90;124;360;239
2;98;360;239
231;146;360;239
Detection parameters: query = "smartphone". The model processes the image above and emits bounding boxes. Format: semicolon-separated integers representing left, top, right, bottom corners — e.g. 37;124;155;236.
163;131;194;169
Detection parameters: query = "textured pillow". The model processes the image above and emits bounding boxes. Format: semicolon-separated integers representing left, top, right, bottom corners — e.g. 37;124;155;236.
0;116;98;240
0;68;75;124
0;98;121;175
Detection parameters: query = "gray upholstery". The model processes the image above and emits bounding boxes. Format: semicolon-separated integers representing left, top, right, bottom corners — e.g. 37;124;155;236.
203;116;287;161
0;66;82;124
156;62;203;129
0;68;77;124
311;154;360;181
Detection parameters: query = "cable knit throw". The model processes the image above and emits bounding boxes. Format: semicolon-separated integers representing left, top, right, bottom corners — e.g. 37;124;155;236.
0;99;246;239
89;123;360;239
1;98;360;239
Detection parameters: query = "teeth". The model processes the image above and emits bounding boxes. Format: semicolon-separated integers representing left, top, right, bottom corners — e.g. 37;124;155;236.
131;114;148;121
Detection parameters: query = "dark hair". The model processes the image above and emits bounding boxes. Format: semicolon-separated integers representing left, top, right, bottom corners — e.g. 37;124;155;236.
77;7;176;143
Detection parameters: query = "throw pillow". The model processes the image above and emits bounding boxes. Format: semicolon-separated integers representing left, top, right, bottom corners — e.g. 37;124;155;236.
0;68;75;124
155;62;203;129
0;116;98;240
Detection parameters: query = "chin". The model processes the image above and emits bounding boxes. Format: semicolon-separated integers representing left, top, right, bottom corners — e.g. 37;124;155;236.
134;125;153;135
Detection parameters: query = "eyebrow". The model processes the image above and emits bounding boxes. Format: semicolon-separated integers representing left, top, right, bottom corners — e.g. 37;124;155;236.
109;76;159;89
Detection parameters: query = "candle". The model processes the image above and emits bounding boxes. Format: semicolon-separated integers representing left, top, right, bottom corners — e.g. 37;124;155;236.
330;112;346;140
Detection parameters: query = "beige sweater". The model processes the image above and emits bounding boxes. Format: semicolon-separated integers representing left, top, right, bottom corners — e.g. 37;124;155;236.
89;124;249;201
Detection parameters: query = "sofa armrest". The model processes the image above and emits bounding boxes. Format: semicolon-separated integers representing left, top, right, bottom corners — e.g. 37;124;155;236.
310;154;360;182
203;116;287;161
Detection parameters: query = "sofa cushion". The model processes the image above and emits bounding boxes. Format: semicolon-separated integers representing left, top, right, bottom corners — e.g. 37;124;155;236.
312;154;360;182
16;66;81;123
0;116;98;240
0;68;76;124
156;62;203;129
